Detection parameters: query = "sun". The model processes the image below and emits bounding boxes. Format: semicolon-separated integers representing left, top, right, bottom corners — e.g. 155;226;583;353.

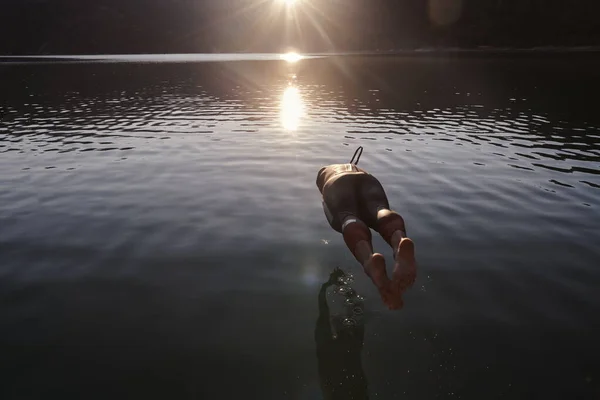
282;0;297;4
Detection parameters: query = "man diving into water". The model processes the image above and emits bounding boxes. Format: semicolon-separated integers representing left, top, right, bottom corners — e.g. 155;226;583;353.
316;147;417;310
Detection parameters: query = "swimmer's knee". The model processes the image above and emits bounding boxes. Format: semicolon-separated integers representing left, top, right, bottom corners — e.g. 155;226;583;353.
376;209;406;244
342;218;372;254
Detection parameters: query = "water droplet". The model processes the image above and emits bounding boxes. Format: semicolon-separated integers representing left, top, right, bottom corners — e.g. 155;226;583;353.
336;286;350;295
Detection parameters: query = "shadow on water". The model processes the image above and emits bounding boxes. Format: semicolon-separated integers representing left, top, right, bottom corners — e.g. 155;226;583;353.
316;268;369;400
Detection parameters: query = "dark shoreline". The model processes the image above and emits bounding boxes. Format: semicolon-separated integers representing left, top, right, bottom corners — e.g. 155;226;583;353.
2;48;600;64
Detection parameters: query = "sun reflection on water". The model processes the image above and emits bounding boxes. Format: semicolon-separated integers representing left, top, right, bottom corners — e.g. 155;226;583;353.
281;85;303;131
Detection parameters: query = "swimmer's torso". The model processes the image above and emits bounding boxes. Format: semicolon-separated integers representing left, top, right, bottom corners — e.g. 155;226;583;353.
316;163;368;194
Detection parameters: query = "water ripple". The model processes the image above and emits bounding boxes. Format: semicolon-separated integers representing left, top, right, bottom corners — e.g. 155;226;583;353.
1;59;599;347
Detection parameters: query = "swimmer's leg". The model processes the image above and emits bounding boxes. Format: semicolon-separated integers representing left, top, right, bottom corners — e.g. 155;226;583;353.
359;176;417;295
375;209;417;292
322;175;396;309
340;215;395;309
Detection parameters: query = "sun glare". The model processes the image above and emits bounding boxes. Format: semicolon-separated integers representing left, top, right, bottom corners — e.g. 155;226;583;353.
281;86;303;131
281;52;302;63
282;0;297;5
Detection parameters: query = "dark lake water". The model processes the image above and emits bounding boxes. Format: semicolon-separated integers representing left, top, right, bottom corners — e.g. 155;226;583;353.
1;55;599;399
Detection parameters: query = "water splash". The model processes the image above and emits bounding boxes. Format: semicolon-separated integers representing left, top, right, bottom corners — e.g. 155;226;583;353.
332;269;365;327
337;273;354;286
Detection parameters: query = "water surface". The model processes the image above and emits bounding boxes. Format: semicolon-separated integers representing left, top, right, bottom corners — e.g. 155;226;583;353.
1;56;599;399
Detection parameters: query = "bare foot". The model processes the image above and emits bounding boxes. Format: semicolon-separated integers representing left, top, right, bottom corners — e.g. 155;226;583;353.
364;253;388;287
392;238;417;293
364;254;402;310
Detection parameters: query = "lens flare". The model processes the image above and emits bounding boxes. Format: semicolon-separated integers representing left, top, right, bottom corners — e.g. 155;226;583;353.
281;85;303;131
280;52;302;63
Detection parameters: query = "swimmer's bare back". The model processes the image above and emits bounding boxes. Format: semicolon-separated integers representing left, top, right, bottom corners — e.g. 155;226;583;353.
316;162;417;310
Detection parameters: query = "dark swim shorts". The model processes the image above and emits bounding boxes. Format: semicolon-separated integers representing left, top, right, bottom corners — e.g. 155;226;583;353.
316;164;390;233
